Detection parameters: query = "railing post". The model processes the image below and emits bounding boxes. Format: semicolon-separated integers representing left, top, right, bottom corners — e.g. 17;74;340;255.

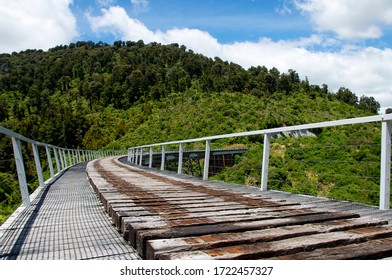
161;145;166;170
139;148;143;166
149;147;153;168
203;140;211;180
61;149;68;170
58;149;64;170
62;149;67;168
178;143;184;174
68;150;72;166
131;149;135;163
45;146;55;179
11;137;30;206
32;143;44;188
261;133;271;191
65;149;70;167
380;118;391;210
53;148;61;174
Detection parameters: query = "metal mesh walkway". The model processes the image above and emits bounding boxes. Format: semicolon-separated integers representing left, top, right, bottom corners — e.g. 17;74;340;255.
0;163;141;260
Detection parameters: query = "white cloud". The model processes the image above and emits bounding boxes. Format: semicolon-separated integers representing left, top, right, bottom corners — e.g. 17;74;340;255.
88;6;221;56
88;6;392;108
97;0;117;7
226;40;392;106
293;0;392;39
131;0;149;13
0;0;78;53
88;6;154;41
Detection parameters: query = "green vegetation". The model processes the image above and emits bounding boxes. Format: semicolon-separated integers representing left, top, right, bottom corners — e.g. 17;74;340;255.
213;123;382;206
0;40;384;224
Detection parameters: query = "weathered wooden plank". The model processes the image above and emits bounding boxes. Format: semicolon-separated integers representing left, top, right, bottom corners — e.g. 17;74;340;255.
113;203;254;230
107;196;223;206
113;203;307;232
266;237;392;259
96;159;293;208
157;226;392;260
133;212;359;258
112;208;153;229
146;218;388;259
129;209;319;242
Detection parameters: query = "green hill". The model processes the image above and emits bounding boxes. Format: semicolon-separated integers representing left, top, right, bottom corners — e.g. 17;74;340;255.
0;40;383;224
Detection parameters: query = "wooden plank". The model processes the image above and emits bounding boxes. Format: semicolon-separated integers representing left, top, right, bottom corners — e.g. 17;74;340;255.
157;226;392;260
266;237;392;259
133;212;359;258
113;203;307;232
95;159;293;209
146;218;388;259
129;209;318;242
113;203;258;230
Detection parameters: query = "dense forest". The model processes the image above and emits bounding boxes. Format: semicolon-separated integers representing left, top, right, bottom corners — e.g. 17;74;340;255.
0;40;384;224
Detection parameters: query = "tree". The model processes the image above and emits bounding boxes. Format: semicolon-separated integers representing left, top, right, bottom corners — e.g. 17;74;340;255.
336;87;358;106
278;73;292;95
358;95;380;114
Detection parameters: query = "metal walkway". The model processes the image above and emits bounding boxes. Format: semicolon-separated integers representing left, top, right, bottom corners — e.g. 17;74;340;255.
0;162;140;260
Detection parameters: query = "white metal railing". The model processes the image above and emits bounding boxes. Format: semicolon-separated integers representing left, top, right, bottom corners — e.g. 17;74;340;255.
127;114;392;210
0;126;125;207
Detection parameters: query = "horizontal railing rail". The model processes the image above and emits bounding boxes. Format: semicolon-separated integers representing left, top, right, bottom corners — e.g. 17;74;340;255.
0;126;126;207
127;114;392;210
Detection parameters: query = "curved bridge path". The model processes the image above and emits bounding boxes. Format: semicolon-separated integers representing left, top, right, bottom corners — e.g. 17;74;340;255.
0;162;140;260
87;157;392;260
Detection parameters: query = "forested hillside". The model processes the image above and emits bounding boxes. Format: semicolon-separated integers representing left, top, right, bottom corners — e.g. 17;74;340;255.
0;40;379;148
0;40;382;223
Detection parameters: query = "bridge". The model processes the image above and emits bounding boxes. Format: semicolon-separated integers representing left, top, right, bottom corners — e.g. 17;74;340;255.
1;114;392;260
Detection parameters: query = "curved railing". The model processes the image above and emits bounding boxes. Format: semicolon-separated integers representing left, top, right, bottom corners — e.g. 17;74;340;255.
0;126;126;207
127;114;392;210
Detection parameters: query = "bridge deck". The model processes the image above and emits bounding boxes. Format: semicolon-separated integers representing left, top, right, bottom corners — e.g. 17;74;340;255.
88;157;392;260
0;162;140;260
2;157;392;260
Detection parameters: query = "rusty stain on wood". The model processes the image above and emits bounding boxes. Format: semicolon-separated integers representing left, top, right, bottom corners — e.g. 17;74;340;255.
86;157;392;260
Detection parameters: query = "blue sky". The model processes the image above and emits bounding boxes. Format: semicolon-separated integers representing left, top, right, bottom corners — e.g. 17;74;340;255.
1;0;392;109
75;0;310;44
